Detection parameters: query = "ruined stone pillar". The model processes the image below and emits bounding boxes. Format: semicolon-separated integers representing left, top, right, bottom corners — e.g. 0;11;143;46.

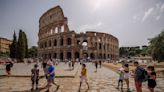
72;50;75;61
58;26;61;33
71;34;75;46
80;49;83;59
63;50;66;60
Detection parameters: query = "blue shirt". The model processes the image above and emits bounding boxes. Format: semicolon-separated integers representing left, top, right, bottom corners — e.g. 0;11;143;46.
48;66;55;78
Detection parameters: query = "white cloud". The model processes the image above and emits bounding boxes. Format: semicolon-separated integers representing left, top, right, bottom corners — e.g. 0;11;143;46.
160;3;164;12
79;22;102;31
142;8;154;22
156;16;160;21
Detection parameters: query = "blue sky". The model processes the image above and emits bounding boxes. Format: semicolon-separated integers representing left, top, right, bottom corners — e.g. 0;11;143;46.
0;0;164;47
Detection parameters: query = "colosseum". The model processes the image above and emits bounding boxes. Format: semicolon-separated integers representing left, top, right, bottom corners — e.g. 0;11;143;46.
38;6;119;61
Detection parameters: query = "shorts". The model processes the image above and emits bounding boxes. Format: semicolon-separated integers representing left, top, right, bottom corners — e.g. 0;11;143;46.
80;76;87;82
118;79;123;82
148;79;156;88
48;77;54;83
32;79;39;85
124;73;129;79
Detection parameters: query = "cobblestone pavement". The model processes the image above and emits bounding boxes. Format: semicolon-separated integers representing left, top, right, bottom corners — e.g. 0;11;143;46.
0;63;163;92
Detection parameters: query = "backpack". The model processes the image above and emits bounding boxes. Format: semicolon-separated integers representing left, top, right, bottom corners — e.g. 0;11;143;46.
139;68;148;82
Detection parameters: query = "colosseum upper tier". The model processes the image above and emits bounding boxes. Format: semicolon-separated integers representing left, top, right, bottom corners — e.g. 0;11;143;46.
38;6;119;61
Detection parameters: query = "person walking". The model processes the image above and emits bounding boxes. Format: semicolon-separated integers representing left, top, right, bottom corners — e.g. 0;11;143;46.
124;63;130;91
116;66;124;90
133;61;147;92
79;64;89;91
99;60;102;68
147;66;156;92
5;61;13;77
46;61;59;92
31;64;39;91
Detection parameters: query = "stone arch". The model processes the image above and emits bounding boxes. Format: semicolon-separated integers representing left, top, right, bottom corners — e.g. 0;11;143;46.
90;53;95;59
54;39;57;46
75;52;80;59
67;38;71;45
48;40;51;47
53;53;57;58
67;52;72;59
60;52;63;60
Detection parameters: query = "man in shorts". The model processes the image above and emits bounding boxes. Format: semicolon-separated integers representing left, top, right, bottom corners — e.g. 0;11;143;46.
46;61;59;92
79;64;89;91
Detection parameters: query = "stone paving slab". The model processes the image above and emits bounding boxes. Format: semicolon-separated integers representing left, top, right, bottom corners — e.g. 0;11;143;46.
0;62;80;78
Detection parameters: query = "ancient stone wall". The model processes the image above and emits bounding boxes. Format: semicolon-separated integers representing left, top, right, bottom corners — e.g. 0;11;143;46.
38;6;119;61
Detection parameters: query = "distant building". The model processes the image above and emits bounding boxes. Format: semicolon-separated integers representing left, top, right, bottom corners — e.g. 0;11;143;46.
0;37;12;52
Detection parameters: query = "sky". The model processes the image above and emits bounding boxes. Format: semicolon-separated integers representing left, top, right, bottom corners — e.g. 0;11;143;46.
0;0;164;47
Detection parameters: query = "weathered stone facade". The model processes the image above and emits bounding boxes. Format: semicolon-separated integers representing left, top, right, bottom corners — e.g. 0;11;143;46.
38;6;119;61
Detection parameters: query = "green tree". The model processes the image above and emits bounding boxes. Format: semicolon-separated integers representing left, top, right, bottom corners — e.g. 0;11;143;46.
9;31;18;58
28;46;37;58
22;32;28;58
17;30;26;60
148;31;164;62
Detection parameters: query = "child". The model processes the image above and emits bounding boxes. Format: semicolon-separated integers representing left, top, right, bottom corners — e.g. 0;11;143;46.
31;64;39;90
147;66;156;92
79;64;89;90
117;67;124;89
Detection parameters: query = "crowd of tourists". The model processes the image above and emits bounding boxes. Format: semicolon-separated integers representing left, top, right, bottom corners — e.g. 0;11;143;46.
117;61;157;92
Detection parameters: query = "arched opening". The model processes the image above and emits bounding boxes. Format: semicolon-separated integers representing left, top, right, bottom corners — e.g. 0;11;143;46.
75;52;80;59
61;25;64;32
77;40;80;45
83;53;88;59
67;52;72;60
54;39;57;46
60;52;63;60
104;54;106;59
49;40;51;47
99;43;102;50
99;53;102;59
48;53;51;59
67;38;71;45
60;38;63;46
53;53;57;59
82;40;88;50
45;42;47;48
90;53;95;59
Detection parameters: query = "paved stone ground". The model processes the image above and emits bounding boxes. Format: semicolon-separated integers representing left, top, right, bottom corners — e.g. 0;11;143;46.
0;62;79;77
0;63;163;92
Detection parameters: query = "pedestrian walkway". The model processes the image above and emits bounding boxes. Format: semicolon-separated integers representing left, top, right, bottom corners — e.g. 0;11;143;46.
0;63;163;92
0;62;80;77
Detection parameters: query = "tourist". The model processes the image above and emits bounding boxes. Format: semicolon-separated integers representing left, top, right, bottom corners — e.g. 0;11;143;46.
133;61;146;92
116;65;124;90
68;59;72;70
95;60;98;72
79;64;89;90
124;63;130;91
31;64;39;91
46;61;59;92
147;66;156;92
5;61;13;77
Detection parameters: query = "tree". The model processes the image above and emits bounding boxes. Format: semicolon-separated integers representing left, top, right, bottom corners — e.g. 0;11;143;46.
148;31;164;62
17;30;26;60
28;46;37;58
10;31;18;58
22;32;28;58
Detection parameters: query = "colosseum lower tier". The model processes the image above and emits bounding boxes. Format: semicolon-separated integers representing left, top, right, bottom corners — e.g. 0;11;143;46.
38;6;119;61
